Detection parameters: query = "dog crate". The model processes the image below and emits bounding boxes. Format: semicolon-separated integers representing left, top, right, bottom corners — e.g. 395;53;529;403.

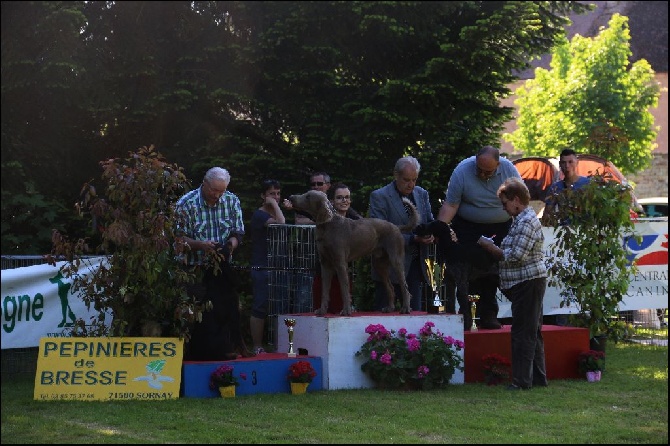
266;224;318;348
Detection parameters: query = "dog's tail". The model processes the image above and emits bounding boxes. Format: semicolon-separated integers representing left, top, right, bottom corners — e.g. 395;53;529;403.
398;198;420;232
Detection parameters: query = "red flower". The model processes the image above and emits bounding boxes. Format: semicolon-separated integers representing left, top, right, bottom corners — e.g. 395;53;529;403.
578;349;606;373
287;360;317;383
482;353;511;386
209;364;246;389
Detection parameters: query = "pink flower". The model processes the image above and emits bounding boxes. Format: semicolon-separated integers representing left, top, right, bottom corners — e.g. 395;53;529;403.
406;338;421;352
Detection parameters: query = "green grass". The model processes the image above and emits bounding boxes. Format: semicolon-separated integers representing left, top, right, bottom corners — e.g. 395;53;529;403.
1;343;667;444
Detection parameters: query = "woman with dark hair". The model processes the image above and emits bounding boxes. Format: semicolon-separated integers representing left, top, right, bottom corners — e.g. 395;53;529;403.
330;183;362;220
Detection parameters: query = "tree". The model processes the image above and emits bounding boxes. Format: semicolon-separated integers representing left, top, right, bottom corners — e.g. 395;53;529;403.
503;14;660;176
2;1;593;253
544;174;639;340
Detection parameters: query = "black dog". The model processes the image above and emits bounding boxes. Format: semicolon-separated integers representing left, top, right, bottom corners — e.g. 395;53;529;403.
415;221;498;331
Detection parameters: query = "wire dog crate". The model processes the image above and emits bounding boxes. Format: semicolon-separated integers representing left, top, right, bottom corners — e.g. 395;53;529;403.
266;224;318;348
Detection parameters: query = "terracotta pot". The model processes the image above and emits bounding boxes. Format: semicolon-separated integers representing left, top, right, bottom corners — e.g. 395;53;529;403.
290;382;309;395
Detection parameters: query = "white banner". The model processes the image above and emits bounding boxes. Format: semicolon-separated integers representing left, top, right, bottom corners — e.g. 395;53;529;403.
497;220;668;317
1;258;111;349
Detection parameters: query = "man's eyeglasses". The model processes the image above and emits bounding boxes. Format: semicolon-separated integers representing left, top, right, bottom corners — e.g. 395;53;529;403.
311;181;325;186
475;164;497;178
334;195;351;202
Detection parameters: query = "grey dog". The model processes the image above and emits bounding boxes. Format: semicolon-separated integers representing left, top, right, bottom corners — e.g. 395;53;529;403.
289;190;418;316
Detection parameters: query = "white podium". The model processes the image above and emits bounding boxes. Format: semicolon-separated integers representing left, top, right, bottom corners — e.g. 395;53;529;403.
276;312;464;390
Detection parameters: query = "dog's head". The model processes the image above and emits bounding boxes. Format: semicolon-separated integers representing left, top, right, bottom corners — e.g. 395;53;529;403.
288;190;334;224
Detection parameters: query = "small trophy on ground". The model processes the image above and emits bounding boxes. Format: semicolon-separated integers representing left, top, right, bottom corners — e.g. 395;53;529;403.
425;257;445;314
468;294;480;331
284;318;297;357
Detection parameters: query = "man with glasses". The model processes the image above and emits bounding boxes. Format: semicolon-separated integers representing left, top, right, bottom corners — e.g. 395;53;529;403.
175;166;250;359
280;171;332;312
283;172;332;224
434;146;522;330
369;156;435;312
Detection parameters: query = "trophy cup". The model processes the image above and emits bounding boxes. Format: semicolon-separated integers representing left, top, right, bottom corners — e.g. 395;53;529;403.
425;257;445;314
284;318;297;357
468;294;480;331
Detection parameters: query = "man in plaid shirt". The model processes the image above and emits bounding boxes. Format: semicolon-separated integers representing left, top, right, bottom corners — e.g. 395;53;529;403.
176;167;250;360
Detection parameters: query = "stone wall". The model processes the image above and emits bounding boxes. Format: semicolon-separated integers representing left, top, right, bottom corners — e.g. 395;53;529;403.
628;153;669;199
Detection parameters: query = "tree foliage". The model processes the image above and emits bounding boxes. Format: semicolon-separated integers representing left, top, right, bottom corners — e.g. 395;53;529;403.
544;174;639;339
504;13;660;175
2;1;592;254
47;146;212;338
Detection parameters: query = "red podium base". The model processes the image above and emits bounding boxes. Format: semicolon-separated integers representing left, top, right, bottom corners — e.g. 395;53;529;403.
464;325;589;383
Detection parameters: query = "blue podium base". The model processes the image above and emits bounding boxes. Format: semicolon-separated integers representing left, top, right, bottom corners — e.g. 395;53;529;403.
181;354;322;397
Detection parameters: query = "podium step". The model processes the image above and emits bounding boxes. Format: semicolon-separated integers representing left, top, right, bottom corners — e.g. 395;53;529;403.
182;354;322;397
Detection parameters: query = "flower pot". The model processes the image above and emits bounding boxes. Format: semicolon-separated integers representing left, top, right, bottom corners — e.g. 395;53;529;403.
290;382;309;395
586;371;602;382
219;386;236;398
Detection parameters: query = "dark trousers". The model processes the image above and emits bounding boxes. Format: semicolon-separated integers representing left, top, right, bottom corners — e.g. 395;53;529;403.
374;257;424;312
183;263;245;361
504;277;548;388
451;215;511;319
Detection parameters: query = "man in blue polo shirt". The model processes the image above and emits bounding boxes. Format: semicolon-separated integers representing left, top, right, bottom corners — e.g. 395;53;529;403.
542;148;590;225
434;146;522;330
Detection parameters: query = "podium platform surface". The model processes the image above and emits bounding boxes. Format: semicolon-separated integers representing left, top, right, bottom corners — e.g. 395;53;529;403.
276;312;465;390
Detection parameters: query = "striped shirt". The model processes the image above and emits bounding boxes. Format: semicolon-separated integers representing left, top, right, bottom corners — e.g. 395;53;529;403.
498;206;547;290
175;186;245;265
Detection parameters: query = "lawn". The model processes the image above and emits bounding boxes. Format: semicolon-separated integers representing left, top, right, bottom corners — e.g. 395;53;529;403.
1;342;667;444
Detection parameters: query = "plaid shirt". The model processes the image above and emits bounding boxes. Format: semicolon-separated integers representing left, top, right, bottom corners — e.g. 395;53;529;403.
175;186;245;265
498;206;547;290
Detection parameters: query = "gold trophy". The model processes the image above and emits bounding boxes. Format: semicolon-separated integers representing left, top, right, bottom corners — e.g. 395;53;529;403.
468;294;480;331
284;318;297;357
425;257;445;314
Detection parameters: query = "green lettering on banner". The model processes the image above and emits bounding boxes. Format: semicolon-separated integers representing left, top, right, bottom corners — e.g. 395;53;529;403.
34;337;183;401
2;293;45;333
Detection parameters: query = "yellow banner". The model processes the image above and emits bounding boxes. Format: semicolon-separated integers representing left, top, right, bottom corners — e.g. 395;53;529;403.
34;337;183;401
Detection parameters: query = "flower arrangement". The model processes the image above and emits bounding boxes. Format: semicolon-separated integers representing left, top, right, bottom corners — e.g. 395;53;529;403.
287;360;317;383
578;349;606;374
355;321;464;390
209;364;247;389
481;353;511;386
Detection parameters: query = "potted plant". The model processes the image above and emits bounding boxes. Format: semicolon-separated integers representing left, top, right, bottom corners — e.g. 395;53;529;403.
578;349;606;382
287;360;317;394
355;321;464;390
209;364;247;397
545;173;640;342
481;353;511;386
